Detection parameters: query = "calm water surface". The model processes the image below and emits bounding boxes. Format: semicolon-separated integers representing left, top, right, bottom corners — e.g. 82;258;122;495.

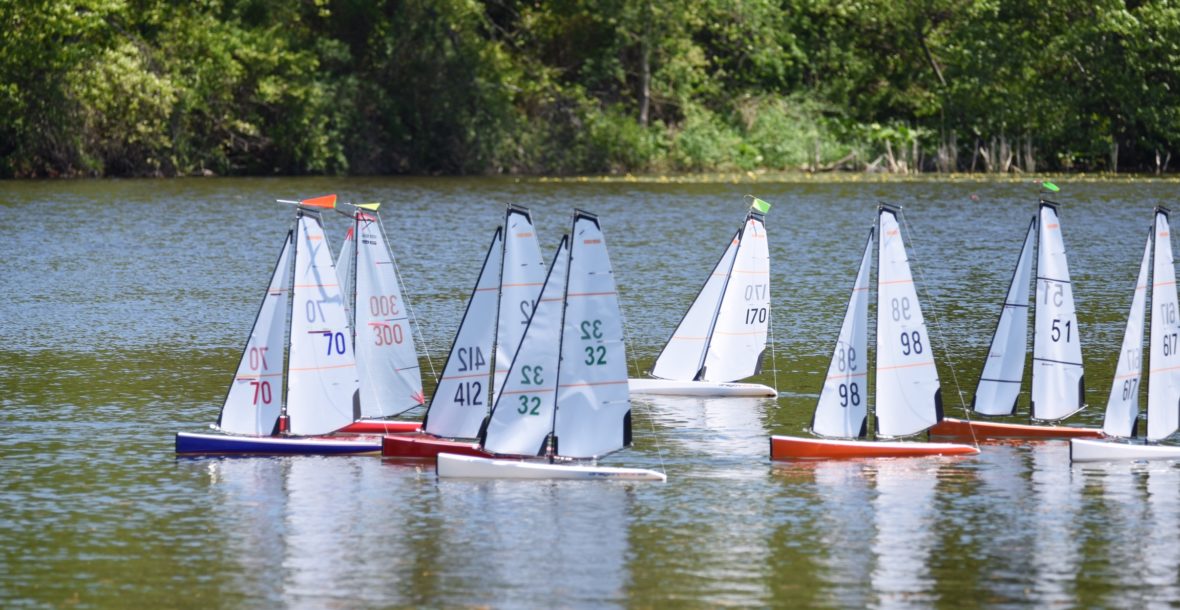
2;177;1179;608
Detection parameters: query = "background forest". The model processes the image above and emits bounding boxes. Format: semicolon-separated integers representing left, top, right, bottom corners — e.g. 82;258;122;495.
2;0;1179;177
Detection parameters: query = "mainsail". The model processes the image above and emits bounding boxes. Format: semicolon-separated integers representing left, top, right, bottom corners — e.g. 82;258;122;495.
352;212;424;417
1147;209;1180;440
1031;202;1085;421
874;206;942;438
286;211;359;435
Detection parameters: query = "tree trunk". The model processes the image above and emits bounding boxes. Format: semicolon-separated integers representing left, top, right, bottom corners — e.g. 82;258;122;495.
638;3;652;127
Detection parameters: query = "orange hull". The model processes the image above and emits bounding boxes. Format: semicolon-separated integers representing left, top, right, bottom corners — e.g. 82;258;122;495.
382;433;488;460
337;420;423;434
928;417;1103;440
769;435;979;460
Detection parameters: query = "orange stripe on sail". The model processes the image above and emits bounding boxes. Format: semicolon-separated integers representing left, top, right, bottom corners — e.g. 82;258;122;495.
1148;364;1180;375
440;371;489;381
235;372;283;380
1046;223;1059;229
877;360;935;372
1112;372;1140;380
559;380;629;388
878;278;914;285
670;335;707;341
1154;281;1177;288
500;387;555;395
288;362;355;372
826;372;868;380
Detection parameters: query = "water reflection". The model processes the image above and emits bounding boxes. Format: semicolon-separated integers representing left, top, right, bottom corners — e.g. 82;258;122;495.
430;479;633;607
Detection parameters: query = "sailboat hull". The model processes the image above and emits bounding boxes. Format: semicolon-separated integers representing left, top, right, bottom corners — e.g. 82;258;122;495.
929;417;1103;440
1070;438;1180;462
769;435;979;460
436;452;667;481
175;432;381;456
628;378;776;397
381;433;488;459
337;419;422;434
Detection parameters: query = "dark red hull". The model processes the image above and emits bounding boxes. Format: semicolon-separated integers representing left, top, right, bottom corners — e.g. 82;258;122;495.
381;433;489;460
337;419;423;434
928;417;1103;440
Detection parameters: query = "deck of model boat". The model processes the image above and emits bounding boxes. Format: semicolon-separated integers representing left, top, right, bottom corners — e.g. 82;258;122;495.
770;435;980;459
336;419;422;434
175;431;382;456
628;378;776;397
929;417;1104;439
436;452;667;480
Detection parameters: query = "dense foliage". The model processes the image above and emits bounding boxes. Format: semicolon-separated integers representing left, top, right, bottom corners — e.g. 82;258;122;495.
2;0;1178;177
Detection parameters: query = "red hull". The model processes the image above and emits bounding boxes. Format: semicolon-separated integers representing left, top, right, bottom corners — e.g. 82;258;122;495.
337;420;423;434
382;433;489;460
928;417;1103;440
770;435;979;460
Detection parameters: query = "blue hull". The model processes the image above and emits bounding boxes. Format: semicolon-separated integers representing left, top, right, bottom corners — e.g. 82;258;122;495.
175;432;381;456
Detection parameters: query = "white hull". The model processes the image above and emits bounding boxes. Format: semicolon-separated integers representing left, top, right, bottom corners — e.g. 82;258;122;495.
628;378;776;397
1070;438;1180;463
436;453;666;481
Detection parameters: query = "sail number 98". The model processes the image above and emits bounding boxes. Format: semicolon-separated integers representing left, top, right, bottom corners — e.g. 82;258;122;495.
838;383;861;407
899;331;923;355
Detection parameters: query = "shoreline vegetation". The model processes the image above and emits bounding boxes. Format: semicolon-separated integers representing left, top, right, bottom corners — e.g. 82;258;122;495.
3;2;1178;179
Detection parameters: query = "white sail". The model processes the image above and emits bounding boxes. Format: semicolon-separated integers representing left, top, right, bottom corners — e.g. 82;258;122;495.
353;212;424;417
973;219;1035;416
335;225;355;325
422;228;504;438
286;212;359;435
811;229;873;438
1104;226;1150;438
553;213;632;458
482;237;570;456
494;206;547;401
701;212;770;382
874;206;942;438
1148;209;1180;440
1031;202;1085;421
217;232;293;436
650;226;741;380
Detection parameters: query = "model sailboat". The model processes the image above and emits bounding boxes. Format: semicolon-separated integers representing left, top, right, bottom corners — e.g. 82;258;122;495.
929;197;1102;439
1072;207;1180;461
176;195;380;455
332;202;427;434
629;200;776;397
382;205;548;458
770;204;979;459
437;210;665;480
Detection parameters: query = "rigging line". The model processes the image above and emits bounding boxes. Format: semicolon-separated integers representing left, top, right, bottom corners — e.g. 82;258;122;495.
768;308;780;394
617;288;666;475
376;214;439;384
899;209;979;448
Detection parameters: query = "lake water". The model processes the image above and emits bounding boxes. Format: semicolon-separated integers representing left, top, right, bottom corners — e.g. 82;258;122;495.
2;176;1179;608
